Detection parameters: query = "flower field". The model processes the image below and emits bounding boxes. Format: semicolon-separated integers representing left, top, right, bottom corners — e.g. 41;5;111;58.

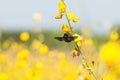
0;30;120;80
0;0;120;80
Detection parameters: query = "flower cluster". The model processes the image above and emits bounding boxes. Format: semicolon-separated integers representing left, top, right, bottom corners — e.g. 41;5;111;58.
55;0;80;23
54;1;100;80
55;0;82;57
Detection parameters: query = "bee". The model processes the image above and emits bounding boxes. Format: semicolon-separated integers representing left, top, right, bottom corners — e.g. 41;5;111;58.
54;33;76;42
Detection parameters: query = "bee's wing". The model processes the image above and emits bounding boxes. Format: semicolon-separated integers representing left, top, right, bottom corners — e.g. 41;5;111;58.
54;37;63;41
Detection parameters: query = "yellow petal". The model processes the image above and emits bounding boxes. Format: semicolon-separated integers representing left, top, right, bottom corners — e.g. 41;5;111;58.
66;12;80;22
100;41;120;66
17;49;30;60
39;44;49;55
0;54;6;63
66;12;75;20
55;13;63;19
77;41;82;47
73;34;83;42
73;17;80;22
58;0;67;13
71;49;79;57
62;23;71;33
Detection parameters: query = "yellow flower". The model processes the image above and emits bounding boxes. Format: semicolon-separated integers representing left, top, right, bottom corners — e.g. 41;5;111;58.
103;71;115;80
0;54;6;63
55;13;63;19
62;23;71;33
20;32;30;42
102;65;120;80
65;75;73;80
66;12;75;20
33;13;41;22
77;41;82;47
73;34;83;42
66;12;80;22
16;60;28;69
110;32;119;41
114;65;120;75
2;40;10;49
59;59;67;68
34;62;43;74
71;48;79;57
31;39;42;49
11;42;19;50
33;75;41;80
73;34;83;46
58;0;67;13
39;44;48;55
73;17;80;22
100;41;120;66
0;73;8;80
17;49;30;60
84;39;93;46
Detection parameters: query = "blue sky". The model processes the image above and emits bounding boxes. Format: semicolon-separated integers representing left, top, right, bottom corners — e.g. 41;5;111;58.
0;0;120;33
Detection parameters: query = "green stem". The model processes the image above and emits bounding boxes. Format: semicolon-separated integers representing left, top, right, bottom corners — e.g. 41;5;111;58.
65;12;97;80
76;42;97;80
65;12;72;32
75;43;89;66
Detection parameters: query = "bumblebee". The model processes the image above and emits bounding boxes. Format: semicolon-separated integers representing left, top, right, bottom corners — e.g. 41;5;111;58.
54;33;74;42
